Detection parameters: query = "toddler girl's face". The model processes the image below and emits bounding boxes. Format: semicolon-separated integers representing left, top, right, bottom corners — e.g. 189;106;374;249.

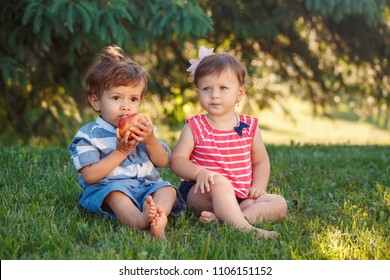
196;69;246;116
91;84;144;127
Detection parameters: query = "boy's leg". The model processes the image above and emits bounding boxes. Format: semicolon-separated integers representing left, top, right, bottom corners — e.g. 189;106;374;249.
150;207;168;240
104;191;156;230
240;194;287;225
151;186;176;216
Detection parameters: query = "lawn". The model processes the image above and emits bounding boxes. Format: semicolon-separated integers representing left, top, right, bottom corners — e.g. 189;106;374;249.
0;144;388;259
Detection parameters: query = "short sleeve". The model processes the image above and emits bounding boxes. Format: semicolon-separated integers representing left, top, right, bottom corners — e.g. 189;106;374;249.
68;133;100;171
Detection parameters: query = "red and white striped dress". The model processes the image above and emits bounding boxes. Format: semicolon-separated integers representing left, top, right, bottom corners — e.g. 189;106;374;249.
187;114;258;199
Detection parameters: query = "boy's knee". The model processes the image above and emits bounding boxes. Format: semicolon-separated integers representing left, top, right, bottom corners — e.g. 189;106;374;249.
156;186;176;198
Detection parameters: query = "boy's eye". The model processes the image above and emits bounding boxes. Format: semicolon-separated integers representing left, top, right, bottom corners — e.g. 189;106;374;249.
131;97;139;102
113;96;120;100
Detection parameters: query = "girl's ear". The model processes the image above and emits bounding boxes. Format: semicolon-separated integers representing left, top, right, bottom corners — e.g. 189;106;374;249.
87;94;101;112
237;84;247;101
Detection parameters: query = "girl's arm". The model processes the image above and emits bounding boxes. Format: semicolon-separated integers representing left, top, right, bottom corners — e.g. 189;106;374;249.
170;125;202;179
170;124;219;193
248;127;270;197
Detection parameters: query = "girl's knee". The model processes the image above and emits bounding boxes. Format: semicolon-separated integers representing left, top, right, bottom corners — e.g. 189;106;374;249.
209;176;235;197
213;175;233;189
275;195;288;219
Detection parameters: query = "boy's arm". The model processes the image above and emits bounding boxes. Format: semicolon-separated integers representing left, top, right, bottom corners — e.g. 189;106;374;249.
80;129;137;184
143;136;169;168
131;116;169;168
80;149;129;184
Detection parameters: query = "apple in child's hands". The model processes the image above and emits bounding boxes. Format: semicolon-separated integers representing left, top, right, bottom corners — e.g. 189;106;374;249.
118;113;147;140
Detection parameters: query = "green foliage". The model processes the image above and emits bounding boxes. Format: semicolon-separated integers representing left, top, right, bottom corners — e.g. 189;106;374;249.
0;0;212;145
300;0;384;24
0;0;389;145
204;0;390;117
0;145;388;259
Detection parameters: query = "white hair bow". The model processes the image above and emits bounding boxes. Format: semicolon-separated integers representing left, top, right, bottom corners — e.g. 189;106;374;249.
186;46;214;77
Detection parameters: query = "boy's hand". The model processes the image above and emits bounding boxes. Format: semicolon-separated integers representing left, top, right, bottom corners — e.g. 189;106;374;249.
129;116;155;144
116;128;138;155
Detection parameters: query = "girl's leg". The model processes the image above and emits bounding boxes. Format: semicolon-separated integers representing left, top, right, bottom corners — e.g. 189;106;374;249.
187;175;279;239
240;194;287;225
199;211;218;223
103;191;156;230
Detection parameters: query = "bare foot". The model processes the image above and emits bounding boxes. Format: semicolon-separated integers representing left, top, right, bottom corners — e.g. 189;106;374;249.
255;228;279;240
150;207;167;240
137;196;157;230
199;211;218;223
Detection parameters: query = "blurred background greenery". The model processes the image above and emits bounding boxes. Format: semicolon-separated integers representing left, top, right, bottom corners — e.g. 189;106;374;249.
1;0;389;147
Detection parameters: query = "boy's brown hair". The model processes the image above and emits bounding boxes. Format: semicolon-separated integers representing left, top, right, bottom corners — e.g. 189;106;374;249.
84;45;149;102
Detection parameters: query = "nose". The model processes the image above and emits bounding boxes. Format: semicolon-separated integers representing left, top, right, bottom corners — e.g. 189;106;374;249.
211;90;219;99
120;99;132;111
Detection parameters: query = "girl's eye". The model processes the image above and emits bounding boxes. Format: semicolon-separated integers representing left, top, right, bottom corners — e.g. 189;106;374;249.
113;96;120;100
221;86;228;91
131;97;139;102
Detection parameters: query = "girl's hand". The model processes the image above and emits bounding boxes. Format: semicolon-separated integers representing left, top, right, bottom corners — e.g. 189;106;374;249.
247;186;267;199
194;169;218;193
116;128;138;155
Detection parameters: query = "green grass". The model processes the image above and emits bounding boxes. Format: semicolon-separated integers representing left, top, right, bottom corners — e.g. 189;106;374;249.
0;145;389;259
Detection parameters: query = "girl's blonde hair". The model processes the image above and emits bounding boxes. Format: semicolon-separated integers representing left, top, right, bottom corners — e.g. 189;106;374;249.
193;53;247;87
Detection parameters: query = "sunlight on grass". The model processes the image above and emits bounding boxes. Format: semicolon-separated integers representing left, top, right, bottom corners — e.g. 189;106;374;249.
153;97;390;146
311;224;387;260
308;192;389;260
258;97;390;145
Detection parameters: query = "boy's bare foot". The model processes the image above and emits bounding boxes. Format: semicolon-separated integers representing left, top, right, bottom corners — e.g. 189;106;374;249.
255;228;279;240
137;196;157;230
199;211;218;223
150;207;167;240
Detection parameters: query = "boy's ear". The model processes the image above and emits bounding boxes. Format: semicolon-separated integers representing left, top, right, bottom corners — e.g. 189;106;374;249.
87;94;101;112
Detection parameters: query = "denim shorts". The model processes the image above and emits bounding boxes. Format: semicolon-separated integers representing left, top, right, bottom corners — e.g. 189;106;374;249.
79;179;186;219
178;180;243;204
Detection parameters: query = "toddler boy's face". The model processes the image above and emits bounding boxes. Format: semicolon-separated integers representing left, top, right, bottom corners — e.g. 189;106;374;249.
90;84;144;127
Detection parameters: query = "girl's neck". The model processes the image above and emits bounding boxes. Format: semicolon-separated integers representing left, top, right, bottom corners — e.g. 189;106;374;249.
205;113;238;130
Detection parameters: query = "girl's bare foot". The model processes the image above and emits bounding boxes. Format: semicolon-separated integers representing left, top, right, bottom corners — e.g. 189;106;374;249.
150;207;167;240
255;228;279;240
199;211;218;223
137;196;157;230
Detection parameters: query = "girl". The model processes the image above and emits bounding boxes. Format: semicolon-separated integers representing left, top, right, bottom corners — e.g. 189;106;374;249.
170;46;287;239
68;45;185;239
